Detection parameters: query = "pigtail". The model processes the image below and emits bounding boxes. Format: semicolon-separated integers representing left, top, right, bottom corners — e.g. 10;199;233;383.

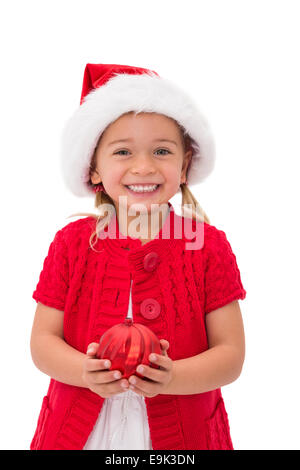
180;183;210;225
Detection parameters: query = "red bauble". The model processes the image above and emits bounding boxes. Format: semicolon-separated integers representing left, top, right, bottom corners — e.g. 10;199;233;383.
96;317;162;380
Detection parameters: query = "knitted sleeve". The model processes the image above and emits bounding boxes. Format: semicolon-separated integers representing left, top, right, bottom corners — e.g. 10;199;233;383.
203;226;246;314
32;228;69;311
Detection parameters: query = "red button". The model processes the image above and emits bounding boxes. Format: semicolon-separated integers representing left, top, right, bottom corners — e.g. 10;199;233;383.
140;298;161;320
143;252;160;272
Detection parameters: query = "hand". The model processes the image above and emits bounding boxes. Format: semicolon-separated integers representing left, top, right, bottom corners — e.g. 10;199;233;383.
127;339;174;398
82;342;130;398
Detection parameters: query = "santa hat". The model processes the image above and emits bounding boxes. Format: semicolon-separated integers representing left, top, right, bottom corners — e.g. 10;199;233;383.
60;63;216;197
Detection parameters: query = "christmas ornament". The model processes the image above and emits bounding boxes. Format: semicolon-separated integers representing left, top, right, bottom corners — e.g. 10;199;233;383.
96;317;162;380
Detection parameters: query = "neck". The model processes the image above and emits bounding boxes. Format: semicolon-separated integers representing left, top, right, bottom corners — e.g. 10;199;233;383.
116;203;170;241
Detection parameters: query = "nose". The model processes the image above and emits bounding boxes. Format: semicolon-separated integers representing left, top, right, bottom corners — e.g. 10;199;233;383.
130;153;157;176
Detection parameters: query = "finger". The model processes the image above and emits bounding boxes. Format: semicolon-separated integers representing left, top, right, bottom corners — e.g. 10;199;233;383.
90;369;125;385
85;357;111;372
160;339;169;350
99;377;130;395
127;384;153;398
135;364;166;384
92;378;129;398
86;343;100;356
148;352;171;370
128;375;159;396
159;339;170;356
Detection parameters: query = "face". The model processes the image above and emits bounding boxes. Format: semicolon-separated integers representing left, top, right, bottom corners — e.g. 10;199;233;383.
91;112;192;230
91;113;192;202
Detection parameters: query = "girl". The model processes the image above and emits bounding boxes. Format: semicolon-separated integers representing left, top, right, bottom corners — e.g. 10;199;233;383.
30;63;247;450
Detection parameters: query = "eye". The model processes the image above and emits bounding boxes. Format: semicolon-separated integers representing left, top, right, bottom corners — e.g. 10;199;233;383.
155;148;171;155
114;150;130;156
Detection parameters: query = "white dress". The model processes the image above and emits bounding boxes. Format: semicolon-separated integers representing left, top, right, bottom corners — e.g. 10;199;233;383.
83;279;153;450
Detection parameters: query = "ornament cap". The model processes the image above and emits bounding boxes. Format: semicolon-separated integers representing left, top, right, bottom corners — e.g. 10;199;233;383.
124;317;133;326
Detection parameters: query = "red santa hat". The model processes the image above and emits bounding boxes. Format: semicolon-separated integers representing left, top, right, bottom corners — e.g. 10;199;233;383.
60;63;216;197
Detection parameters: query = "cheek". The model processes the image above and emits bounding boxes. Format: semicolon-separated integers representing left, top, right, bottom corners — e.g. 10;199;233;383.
165;167;181;188
101;164;123;186
105;178;123;196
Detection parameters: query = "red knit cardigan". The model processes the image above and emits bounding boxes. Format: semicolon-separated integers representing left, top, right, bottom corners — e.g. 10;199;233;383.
31;203;246;450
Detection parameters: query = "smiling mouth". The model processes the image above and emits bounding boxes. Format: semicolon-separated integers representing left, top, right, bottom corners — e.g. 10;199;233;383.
124;184;161;193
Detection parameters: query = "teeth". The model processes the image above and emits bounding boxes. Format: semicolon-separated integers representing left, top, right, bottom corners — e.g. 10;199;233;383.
127;184;158;192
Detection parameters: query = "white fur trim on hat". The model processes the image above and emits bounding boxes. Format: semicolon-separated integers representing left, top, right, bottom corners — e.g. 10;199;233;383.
60;71;216;197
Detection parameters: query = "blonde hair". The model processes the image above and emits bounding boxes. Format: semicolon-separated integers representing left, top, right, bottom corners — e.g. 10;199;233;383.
66;113;210;252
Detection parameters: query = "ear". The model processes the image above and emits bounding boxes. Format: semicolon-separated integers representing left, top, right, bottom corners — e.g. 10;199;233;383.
181;149;193;183
90;169;101;185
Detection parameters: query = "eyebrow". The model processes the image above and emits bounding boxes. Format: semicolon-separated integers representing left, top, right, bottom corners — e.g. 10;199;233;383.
107;138;178;147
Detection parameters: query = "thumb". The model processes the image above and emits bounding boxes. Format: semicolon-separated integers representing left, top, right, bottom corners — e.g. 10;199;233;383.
160;339;170;356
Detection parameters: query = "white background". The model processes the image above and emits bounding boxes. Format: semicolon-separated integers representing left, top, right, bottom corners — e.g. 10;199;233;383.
1;0;299;450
